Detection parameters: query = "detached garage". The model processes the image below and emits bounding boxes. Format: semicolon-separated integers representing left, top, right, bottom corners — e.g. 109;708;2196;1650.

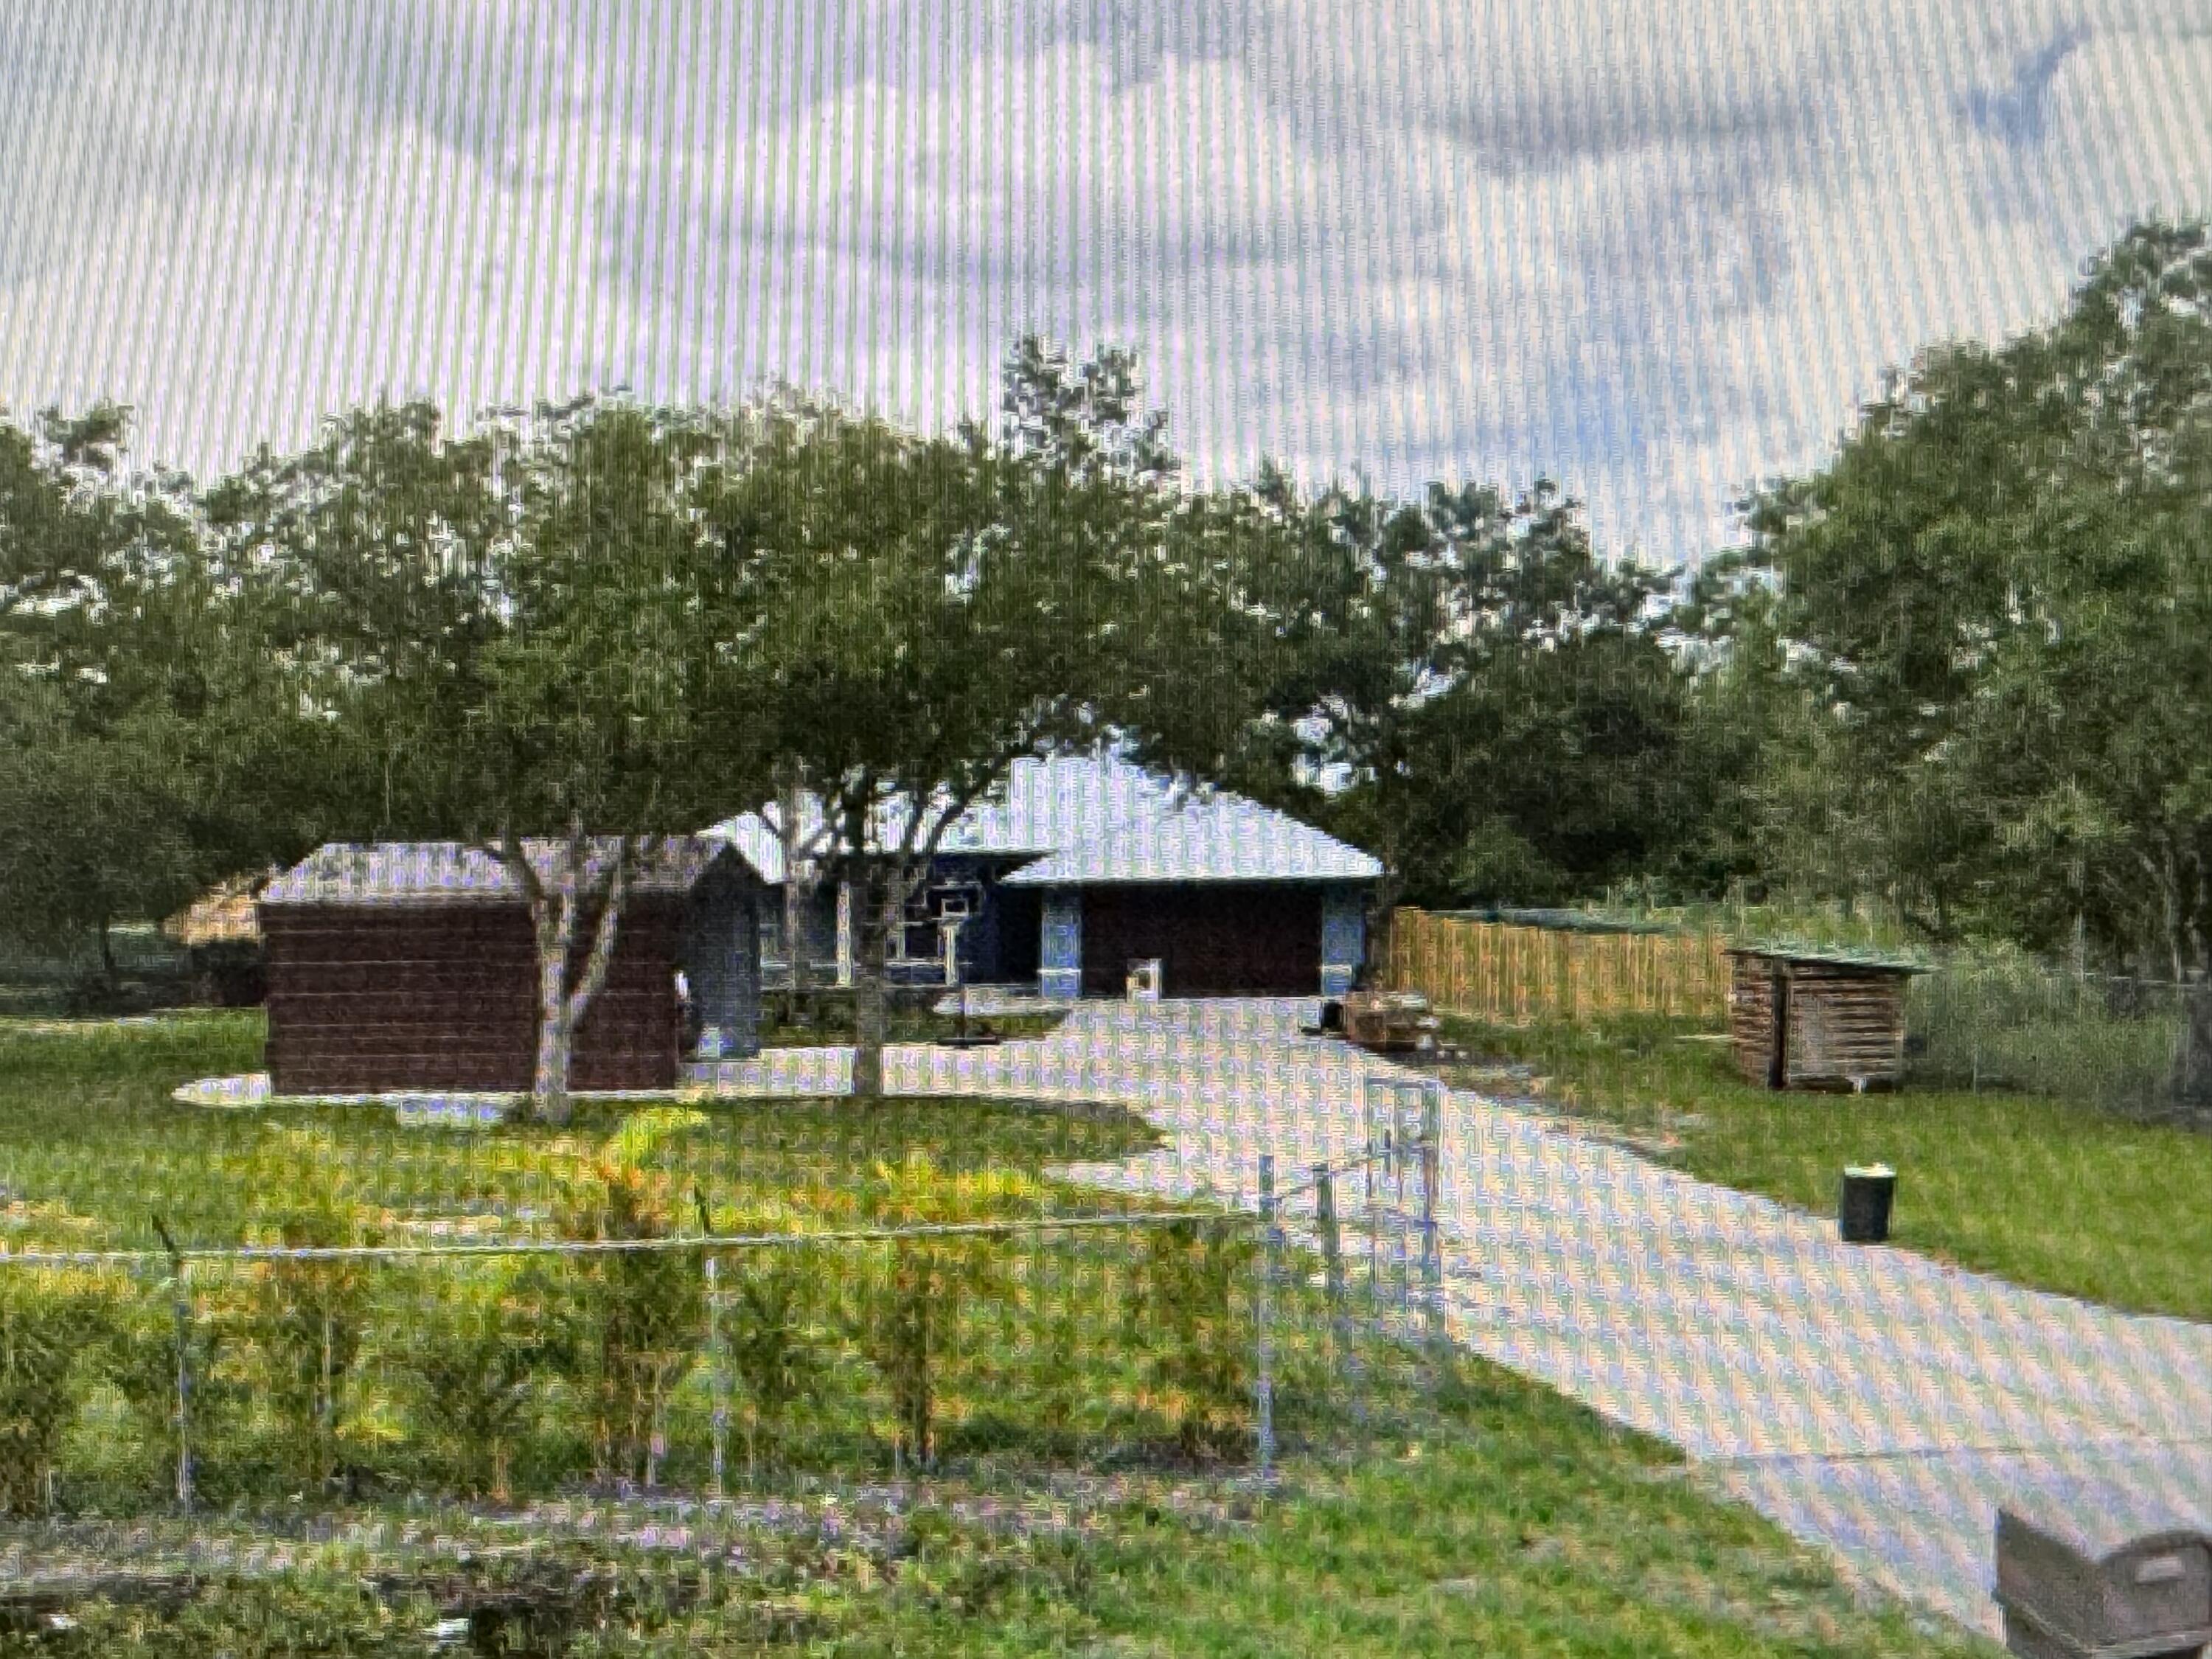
257;838;763;1096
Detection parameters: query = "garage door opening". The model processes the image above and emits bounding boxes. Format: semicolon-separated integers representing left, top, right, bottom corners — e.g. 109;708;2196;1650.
1079;883;1321;997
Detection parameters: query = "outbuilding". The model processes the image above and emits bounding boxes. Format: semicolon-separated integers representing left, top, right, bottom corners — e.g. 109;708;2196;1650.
257;838;763;1096
1725;945;1927;1091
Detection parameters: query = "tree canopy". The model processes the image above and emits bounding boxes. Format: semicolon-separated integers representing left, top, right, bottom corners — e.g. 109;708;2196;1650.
1725;218;2212;977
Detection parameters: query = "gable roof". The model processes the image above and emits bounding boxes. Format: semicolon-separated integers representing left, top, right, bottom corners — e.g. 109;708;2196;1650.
1725;943;1930;973
260;837;751;908
707;753;1382;886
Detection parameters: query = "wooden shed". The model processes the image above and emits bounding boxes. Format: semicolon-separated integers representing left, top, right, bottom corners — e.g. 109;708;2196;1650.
1725;947;1927;1092
257;838;763;1096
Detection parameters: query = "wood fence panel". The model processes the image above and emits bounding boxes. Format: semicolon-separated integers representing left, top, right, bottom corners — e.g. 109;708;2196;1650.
1385;909;1730;1025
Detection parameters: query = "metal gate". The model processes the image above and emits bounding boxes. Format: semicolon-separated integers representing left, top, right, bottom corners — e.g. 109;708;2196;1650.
1361;1075;1443;1343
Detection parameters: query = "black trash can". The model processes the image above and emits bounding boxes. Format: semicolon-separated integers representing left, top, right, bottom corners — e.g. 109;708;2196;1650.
1839;1164;1896;1244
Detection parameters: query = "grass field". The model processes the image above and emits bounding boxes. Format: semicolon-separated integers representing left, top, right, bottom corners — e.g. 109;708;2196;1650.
0;1012;2004;1655
1;1354;1992;1658
1436;1008;2212;1322
0;1012;1129;1248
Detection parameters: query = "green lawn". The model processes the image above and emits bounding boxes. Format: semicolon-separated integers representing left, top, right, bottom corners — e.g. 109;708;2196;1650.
0;1012;1130;1249
1437;1009;2212;1322
0;1012;2004;1655
7;1352;1992;1658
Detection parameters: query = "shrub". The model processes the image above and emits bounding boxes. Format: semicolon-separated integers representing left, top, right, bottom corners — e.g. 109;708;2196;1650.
0;1265;124;1514
397;1258;565;1503
720;1247;822;1485
235;1129;393;1497
1127;1219;1257;1461
551;1111;711;1488
847;1153;1043;1469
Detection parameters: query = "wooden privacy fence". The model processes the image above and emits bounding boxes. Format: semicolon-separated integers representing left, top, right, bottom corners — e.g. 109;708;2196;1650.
1382;909;1730;1023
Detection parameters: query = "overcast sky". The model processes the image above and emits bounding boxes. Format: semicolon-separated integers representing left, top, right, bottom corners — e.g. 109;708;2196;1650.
3;1;2209;563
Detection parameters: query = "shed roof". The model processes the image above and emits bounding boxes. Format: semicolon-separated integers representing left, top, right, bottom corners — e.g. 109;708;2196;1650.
708;752;1382;886
260;837;749;908
1725;943;1930;973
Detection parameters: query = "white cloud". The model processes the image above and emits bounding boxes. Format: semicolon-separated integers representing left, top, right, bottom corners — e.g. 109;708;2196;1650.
1;0;2208;563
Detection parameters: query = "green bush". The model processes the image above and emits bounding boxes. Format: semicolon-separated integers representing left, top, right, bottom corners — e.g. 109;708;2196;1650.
0;1266;124;1514
1126;1219;1257;1461
551;1111;712;1489
1908;947;2185;1113
235;1130;395;1497
848;1153;1044;1470
718;1248;823;1485
394;1258;567;1503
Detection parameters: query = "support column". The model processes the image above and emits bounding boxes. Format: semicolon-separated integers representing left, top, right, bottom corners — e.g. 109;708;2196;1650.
1321;884;1366;996
1039;890;1082;1001
835;880;854;988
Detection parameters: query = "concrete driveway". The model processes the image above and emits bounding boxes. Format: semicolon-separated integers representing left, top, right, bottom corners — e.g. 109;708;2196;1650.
692;996;2212;1640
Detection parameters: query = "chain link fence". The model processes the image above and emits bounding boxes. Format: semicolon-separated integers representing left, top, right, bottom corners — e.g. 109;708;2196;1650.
0;1126;1450;1537
1904;948;2212;1121
0;926;194;1018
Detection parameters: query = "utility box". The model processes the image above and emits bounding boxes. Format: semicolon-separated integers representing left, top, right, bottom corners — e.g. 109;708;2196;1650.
1994;1503;2212;1658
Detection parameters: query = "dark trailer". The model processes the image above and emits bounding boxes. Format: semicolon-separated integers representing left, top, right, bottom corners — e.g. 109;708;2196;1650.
1725;945;1927;1093
257;838;762;1096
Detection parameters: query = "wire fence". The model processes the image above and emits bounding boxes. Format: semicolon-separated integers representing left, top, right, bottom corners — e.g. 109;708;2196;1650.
0;927;196;1018
0;1107;1448;1528
1387;905;2212;1121
1905;955;2212;1121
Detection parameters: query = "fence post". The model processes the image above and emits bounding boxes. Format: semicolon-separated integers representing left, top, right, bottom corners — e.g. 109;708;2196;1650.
1254;1155;1277;1481
1418;1088;1446;1367
696;1190;728;1500
1313;1162;1343;1309
153;1216;192;1516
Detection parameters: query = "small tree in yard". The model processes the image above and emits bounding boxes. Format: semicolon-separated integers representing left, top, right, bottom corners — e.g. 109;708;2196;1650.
552;1110;712;1489
693;341;1279;1096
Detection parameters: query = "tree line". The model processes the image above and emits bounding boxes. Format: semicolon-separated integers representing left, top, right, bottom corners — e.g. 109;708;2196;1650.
3;218;2207;1110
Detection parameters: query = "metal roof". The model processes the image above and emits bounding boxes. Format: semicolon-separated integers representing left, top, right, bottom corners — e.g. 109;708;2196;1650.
260;837;749;907
998;780;1382;886
1724;942;1931;973
706;752;1381;887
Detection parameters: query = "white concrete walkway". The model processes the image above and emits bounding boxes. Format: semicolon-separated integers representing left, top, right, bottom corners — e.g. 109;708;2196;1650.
690;997;2212;1639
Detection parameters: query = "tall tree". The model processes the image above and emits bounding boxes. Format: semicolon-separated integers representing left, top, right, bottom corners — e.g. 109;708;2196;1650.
1733;219;2212;975
215;397;765;1121
0;403;243;990
694;340;1269;1095
1231;470;1682;927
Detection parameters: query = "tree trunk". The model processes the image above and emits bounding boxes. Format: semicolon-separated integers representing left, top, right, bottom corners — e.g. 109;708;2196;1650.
782;872;810;1029
851;866;894;1099
97;914;117;998
511;830;639;1126
532;947;576;1127
1366;869;1405;990
2174;984;2212;1111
